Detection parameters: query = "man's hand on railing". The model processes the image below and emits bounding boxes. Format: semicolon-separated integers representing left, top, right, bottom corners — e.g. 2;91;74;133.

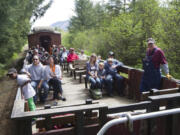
166;73;172;80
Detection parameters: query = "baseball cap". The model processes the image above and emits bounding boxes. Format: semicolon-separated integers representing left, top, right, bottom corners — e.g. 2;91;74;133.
70;48;74;51
34;49;38;52
7;68;17;75
147;38;155;44
109;51;114;56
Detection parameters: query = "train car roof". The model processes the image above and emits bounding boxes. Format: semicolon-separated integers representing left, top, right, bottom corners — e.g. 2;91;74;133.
28;26;60;35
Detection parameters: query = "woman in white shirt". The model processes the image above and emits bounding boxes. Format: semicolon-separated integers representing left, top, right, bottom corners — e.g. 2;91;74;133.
44;56;66;104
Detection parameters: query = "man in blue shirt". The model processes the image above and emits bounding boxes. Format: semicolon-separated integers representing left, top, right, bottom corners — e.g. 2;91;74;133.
104;51;124;96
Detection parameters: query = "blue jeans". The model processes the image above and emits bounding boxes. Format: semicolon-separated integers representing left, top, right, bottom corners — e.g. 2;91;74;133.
114;73;124;95
59;57;64;65
39;80;49;102
105;75;113;94
31;80;40;103
31;80;49;103
105;74;124;95
88;77;101;89
99;78;106;89
140;56;161;92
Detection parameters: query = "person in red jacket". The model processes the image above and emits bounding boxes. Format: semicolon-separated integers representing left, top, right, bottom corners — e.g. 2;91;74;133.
67;48;79;63
67;48;79;71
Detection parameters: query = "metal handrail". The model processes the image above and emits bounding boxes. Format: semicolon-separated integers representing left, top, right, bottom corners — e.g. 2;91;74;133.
97;107;180;135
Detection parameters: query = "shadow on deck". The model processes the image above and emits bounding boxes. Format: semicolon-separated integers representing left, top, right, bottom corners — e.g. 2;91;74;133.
36;71;134;109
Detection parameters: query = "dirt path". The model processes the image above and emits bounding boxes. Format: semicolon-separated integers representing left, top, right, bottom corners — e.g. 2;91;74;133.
0;48;26;135
0;77;18;135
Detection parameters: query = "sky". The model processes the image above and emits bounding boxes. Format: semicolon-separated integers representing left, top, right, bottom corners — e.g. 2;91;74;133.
33;0;167;27
33;0;107;27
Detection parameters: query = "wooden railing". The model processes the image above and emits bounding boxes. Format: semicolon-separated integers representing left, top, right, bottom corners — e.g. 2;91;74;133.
117;65;179;101
11;89;108;135
105;92;180;135
11;54;180;135
11;86;180;135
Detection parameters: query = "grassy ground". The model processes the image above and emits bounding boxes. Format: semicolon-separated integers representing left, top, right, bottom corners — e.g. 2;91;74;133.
0;45;27;78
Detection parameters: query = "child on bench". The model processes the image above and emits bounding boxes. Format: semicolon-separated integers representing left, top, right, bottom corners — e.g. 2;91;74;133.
97;62;106;90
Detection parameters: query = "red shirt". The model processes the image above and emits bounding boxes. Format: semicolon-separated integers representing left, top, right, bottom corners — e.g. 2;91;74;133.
147;47;167;68
67;53;79;62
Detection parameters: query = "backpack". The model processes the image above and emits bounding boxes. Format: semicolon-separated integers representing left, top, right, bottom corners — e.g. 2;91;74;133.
89;89;102;99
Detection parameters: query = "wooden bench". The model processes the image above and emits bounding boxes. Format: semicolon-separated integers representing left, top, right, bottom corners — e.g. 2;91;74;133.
61;59;68;72
141;87;180;101
83;75;88;89
69;60;87;82
75;70;86;83
141;78;180;101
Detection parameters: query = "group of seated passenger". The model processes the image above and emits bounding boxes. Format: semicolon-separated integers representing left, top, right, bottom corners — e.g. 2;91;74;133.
23;44;89;105
23;55;66;105
26;44;88;66
24;44;78;105
7;45;123;111
86;51;124;97
26;44;49;65
7;53;64;111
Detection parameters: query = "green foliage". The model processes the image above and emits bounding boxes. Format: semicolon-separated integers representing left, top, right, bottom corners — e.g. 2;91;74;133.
100;13;144;65
69;0;106;33
69;0;95;32
160;0;180;78
65;0;180;79
106;0;127;15
0;0;52;77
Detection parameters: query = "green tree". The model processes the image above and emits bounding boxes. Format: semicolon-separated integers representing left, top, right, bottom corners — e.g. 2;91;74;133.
0;0;52;75
65;0;180;78
161;0;180;78
68;0;95;32
106;0;130;16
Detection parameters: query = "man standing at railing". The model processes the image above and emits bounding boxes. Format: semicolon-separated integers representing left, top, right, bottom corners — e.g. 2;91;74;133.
140;38;172;92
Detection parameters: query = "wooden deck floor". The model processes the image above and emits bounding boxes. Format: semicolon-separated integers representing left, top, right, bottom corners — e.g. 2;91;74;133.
36;71;135;109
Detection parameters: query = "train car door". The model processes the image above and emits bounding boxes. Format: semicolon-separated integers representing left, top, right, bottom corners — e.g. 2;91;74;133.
39;36;51;52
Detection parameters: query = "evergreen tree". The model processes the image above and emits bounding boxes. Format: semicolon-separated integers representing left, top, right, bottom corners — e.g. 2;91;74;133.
68;0;95;32
0;0;52;74
161;0;180;77
65;0;180;78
